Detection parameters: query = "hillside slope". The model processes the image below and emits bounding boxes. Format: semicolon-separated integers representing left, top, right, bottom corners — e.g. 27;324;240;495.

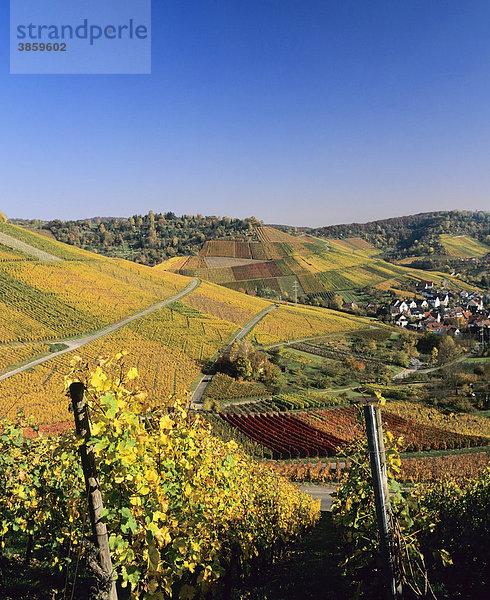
307;210;490;259
0;225;375;426
169;224;475;304
0;222;189;344
11;213;256;265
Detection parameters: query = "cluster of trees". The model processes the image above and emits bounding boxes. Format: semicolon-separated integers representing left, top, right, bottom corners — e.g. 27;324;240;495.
416;332;463;364
218;340;280;386
430;354;490;412
263;330;476;396
14;212;257;266
267;346;394;392
314;356;392;388
306;210;490;259
352;332;419;368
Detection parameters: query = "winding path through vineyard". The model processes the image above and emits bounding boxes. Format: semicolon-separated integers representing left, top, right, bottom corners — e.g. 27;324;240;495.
298;484;337;511
190;303;278;408
393;353;471;379
0;230;63;262
0;278;199;381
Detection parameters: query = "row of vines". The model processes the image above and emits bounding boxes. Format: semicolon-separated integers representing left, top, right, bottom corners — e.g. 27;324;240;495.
0;356;320;599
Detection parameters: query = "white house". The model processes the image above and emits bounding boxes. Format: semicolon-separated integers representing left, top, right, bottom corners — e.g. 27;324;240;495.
428;296;441;308
394;314;409;327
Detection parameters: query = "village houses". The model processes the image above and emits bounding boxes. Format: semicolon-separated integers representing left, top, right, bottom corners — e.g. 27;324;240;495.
388;281;489;339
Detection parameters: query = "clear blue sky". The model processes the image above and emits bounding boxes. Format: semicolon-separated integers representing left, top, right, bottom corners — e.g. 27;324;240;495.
1;1;490;227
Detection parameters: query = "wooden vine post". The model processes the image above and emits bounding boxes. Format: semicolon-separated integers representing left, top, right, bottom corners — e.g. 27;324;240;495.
70;382;118;600
363;401;400;600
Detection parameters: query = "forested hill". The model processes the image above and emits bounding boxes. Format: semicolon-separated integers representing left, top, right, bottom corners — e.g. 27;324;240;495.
307;210;490;258
11;209;490;266
11;213;258;266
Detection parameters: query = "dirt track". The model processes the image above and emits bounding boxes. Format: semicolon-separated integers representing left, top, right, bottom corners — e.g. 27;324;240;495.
0;231;62;262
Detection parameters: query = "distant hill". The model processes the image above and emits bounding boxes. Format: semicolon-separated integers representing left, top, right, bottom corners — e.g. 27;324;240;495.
10;211;484;302
158;223;476;306
14;210;489;265
11;213;257;266
306;210;490;260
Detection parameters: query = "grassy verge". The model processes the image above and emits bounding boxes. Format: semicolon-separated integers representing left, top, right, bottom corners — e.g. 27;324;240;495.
400;445;489;459
0;351;51;375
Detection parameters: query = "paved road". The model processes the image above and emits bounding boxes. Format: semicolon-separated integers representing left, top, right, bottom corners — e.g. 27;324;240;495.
222;304;279;351
0;279;199;382
190;375;214;407
298;484;337;512
393;353;471;380
190;304;278;408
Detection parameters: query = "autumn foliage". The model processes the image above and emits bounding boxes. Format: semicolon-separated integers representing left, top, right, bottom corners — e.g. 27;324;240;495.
0;355;320;598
